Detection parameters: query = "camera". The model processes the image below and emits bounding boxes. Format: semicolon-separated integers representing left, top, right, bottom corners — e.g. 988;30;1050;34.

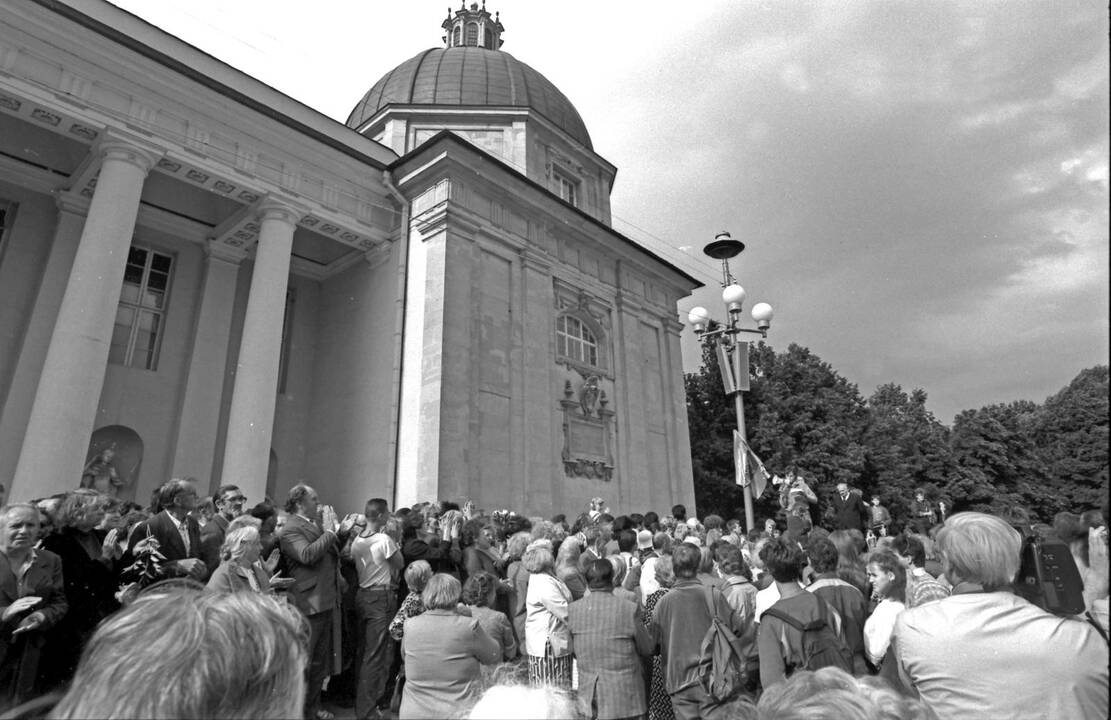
1012;525;1086;617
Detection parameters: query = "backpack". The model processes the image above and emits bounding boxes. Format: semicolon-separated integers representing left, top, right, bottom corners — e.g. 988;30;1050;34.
697;585;755;705
761;594;853;675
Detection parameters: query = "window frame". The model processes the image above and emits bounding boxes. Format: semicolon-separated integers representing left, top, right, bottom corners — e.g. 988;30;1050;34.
555;312;607;374
553;170;579;207
109;244;174;372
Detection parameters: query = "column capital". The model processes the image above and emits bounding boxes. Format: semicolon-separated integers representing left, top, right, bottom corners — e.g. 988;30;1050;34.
96;130;164;175
255;197;305;228
205;239;249;265
53;190;90;216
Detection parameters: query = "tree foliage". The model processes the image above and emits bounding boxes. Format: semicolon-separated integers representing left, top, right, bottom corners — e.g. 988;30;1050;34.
686;340;1108;526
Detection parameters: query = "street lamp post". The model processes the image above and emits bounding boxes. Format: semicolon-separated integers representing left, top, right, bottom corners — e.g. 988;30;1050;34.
688;232;774;534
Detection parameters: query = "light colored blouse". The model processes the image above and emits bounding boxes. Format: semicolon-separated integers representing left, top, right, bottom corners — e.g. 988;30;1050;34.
863;597;904;664
524;572;572;657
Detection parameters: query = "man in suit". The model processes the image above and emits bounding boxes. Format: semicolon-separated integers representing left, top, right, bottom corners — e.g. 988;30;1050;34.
570;560;653;720
125;479;207;581
280;484;355;720
199;484;247;575
830;482;868;532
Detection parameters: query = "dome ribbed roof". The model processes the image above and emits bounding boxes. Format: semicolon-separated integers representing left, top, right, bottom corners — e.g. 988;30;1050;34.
346;47;592;150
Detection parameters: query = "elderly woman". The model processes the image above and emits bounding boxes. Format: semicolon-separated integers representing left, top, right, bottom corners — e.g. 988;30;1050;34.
894;512;1109;719
51;587;307;719
523;540;574;689
390;560;433;641
504;531;533;645
462;571;517;660
40;490;121;687
0;503;68;708
205;525;279;594
554;537;587;601
642;555;675;720
400;574;499;719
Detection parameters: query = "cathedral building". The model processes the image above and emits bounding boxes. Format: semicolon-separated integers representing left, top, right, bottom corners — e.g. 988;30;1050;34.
0;0;698;516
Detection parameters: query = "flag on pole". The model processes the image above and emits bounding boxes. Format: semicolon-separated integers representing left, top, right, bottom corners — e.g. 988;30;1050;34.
733;431;770;500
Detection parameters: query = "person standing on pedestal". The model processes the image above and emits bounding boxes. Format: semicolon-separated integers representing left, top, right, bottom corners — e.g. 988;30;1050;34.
830;483;868;533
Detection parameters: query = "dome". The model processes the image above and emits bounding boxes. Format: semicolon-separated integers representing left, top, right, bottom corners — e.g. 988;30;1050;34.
345;47;593;151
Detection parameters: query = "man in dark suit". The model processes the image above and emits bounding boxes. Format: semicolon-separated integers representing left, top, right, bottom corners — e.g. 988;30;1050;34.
569;560;653;720
199;484;247;575
280;484;354;720
829;482;868;532
125;479;206;581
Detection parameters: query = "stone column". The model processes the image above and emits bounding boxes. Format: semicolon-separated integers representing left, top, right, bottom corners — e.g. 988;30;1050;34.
0;194;87;485
170;241;246;491
11;138;160;501
219;200;298;503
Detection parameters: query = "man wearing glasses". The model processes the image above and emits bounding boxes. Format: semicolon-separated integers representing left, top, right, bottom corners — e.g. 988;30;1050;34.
200;484;247;575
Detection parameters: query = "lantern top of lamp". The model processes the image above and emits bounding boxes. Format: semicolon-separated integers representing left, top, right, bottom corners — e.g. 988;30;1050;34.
703;231;745;260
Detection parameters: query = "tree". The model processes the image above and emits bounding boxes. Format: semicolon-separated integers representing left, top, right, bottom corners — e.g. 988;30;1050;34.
947;401;1044;518
687;342;869;523
1030;366;1108;516
861;384;954;523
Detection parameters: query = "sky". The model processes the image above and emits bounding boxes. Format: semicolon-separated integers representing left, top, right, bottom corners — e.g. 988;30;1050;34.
108;0;1109;424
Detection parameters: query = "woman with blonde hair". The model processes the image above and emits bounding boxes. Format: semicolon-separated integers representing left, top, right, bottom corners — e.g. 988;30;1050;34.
41;490;121;687
522;540;573;689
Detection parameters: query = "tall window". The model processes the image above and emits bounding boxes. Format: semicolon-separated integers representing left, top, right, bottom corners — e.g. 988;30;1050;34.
109;245;172;370
465;23;478;45
555;171;578;207
453;26;462;46
557;315;599;367
483;27;495;49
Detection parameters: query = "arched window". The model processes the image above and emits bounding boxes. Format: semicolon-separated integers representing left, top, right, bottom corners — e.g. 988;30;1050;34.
483;27;494;49
465;22;479;46
453;26;462;46
557;315;599;367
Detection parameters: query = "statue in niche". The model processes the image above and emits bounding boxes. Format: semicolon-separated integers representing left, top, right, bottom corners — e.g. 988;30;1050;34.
80;447;123;497
579;375;601;416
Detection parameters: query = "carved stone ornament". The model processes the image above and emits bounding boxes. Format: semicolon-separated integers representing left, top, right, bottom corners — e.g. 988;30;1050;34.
560;378;615;482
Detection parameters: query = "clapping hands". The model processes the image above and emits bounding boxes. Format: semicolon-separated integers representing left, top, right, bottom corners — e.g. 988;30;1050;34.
320;505;339;533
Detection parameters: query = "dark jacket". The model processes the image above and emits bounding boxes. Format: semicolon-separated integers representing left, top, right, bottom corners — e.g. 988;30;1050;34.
830;492;868;531
125;510;204;574
278;514;341;616
0;548;68;704
649;579;747;695
199;515;230;576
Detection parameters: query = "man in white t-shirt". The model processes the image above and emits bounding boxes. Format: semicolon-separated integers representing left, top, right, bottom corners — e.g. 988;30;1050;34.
350;508;403;720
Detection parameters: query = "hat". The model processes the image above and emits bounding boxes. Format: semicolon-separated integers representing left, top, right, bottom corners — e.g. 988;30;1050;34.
683;536;702;547
686;518;699;528
636;530;653;550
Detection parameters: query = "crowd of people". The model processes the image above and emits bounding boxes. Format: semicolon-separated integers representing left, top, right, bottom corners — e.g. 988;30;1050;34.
0;477;1107;720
